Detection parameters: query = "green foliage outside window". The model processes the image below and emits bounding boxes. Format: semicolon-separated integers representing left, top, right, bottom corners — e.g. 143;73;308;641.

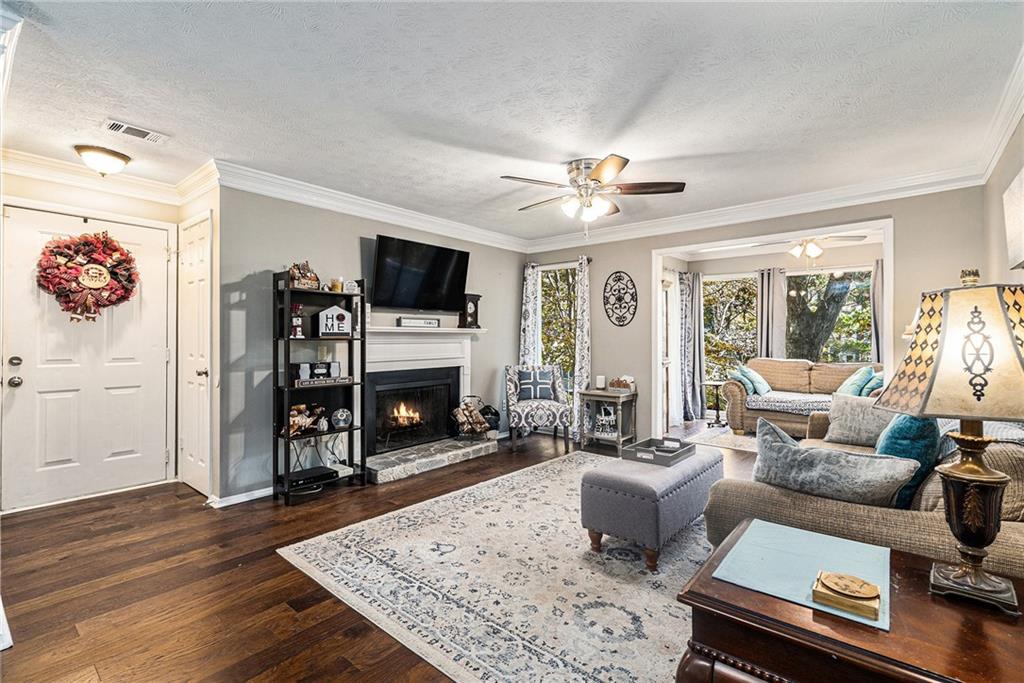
702;277;757;408
786;271;872;362
539;268;578;395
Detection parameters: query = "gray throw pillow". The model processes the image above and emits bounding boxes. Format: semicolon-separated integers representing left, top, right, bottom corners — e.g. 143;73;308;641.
754;419;919;507
824;393;895;447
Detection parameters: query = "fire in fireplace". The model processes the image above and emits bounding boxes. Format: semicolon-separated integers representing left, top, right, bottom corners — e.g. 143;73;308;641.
364;366;460;455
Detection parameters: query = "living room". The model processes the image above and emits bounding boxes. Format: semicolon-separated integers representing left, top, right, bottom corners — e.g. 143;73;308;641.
0;3;1022;681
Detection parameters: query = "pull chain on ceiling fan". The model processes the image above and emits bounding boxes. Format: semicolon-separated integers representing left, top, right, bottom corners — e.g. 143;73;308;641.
501;154;686;235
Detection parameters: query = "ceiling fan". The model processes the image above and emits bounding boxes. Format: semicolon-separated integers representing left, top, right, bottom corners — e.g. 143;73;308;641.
783;235;867;259
500;154;686;226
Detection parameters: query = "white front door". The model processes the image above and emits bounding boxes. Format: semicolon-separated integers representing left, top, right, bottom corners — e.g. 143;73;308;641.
177;211;212;496
1;206;171;511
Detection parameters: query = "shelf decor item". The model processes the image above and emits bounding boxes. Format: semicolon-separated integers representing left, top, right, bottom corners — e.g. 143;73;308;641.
36;231;139;322
331;408;353;429
289;303;306;339
288;261;320;290
875;272;1024;616
315;305;352;337
603;270;638;326
459;293;482;329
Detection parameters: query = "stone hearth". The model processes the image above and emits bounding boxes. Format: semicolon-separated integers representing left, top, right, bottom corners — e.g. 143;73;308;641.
366;438;498;484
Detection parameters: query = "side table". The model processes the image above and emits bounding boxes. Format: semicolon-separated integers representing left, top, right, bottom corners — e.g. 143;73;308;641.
676;518;1022;682
579;389;637;455
702;380;725;427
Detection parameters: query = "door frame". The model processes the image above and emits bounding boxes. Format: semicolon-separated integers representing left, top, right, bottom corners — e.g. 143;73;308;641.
0;195;178;512
177;209;214;498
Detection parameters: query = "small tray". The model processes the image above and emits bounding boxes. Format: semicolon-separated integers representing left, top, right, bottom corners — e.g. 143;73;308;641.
622;438;694;467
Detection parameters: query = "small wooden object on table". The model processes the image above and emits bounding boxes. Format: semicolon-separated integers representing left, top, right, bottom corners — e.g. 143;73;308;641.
579;388;637;455
675;518;1023;682
702;380;726;427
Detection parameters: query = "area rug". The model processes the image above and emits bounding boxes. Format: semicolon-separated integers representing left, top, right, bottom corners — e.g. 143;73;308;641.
278;451;711;682
685;426;759;452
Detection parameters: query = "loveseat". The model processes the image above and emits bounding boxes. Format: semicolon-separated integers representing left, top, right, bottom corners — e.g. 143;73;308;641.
723;358;881;437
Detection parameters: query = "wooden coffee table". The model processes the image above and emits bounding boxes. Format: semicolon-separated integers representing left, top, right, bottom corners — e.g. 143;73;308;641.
676;518;1023;682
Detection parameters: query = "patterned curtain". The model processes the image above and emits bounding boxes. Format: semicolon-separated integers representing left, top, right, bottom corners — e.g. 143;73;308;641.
570;256;591;441
869;258;884;363
756;267;787;358
679;272;706;421
519;263;541;365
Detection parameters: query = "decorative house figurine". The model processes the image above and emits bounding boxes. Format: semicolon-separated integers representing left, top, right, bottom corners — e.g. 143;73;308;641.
289;303;305;339
316;305;352;338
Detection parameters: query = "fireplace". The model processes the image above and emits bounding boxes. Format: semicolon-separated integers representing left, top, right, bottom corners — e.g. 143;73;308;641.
364;366;460;455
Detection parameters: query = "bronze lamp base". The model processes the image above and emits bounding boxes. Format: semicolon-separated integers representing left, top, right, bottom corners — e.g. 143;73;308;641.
929;422;1020;617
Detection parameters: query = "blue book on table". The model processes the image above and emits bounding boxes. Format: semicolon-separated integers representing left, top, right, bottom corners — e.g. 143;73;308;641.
712;519;891;630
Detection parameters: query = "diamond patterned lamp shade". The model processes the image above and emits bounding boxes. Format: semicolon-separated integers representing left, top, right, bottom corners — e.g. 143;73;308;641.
876;284;1024;421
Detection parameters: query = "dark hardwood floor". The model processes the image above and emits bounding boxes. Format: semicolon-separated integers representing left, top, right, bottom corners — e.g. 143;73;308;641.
0;424;750;682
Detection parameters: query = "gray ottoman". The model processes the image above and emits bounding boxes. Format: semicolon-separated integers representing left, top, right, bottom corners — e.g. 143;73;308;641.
580;447;724;570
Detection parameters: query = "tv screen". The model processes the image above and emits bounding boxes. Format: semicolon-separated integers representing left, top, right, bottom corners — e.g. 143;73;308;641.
371;235;469;311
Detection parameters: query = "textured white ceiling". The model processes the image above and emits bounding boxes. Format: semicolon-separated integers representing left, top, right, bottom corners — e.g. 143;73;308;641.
4;2;1022;240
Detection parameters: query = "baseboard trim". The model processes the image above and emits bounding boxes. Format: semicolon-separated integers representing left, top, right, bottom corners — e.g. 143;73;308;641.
206;487;273;508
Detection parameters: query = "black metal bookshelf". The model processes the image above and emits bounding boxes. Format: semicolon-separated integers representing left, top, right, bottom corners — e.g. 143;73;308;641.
272;273;367;504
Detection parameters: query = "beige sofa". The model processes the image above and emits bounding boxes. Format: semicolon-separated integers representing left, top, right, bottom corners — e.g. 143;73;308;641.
704;438;1024;579
723;358;881;437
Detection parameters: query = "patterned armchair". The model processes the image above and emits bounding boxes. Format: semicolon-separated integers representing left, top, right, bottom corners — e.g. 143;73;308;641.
505;364;571;453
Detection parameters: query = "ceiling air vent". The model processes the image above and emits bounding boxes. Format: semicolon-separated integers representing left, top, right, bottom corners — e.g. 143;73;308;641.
102;118;168;144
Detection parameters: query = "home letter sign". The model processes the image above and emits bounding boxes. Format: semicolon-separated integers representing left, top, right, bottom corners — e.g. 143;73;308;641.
316;305;352;337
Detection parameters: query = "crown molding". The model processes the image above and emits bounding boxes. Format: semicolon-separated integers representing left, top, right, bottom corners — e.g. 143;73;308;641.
1;149;183;205
213;160;530;253
523;165;984;253
176;159;220;203
982;45;1024;182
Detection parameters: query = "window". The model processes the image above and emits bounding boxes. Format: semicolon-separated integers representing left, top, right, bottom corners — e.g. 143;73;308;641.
539;267;578;394
702;276;757;407
785;270;872;362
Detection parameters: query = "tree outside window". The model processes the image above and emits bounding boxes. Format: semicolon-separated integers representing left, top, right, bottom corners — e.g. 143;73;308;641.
785;270;872;362
702;276;757;408
539;268;578;397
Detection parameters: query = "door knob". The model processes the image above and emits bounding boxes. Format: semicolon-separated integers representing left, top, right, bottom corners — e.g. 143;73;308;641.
8;376;22;387
8;356;21;366
196;369;209;377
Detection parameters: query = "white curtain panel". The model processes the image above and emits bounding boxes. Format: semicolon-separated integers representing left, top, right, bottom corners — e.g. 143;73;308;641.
679;271;707;421
870;258;884;363
756;267;788;358
666;273;684;426
518;263;541;365
570;256;592;441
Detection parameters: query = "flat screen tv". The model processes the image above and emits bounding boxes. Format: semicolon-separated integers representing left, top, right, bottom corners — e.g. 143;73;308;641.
371;235;469;311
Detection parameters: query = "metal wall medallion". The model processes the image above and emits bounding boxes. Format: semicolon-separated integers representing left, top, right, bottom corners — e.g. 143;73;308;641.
603;271;638;327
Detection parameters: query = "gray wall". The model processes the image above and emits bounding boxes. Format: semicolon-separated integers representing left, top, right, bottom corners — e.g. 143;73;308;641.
218;187;524;497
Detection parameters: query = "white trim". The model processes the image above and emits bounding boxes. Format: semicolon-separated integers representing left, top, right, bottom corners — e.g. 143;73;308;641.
649;251;662;438
176;159;220;204
982;46;1024;182
526;168;980;253
701;271;757;282
0;6;23;105
0;597;10;651
367;326;488;335
214;160;530;253
1;195;177;230
785;263;875;277
206;486;272;508
0;479;173;515
1;149;183;205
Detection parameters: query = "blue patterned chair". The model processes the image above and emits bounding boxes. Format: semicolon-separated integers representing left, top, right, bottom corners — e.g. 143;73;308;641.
505;364;571;453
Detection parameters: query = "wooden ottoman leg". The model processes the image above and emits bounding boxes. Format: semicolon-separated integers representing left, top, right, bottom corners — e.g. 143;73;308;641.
644;548;660;571
588;530;603;552
563;427;570;453
511;426;518;452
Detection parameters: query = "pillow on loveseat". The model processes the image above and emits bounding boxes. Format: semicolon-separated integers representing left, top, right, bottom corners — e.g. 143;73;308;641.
835;366;875;396
738;365;772;395
824;394;894;447
728;370;755;394
754;419;919;507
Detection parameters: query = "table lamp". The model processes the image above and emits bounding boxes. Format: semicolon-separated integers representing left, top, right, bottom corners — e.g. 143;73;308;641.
875;271;1023;615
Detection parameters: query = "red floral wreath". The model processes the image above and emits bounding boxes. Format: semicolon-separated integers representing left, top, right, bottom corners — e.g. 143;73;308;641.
36;232;140;322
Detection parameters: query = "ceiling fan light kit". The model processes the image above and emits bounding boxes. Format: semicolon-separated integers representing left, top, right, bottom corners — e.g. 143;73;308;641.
501;154;686;234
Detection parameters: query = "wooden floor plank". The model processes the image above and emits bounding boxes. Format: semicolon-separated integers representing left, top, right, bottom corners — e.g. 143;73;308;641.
1;426;732;681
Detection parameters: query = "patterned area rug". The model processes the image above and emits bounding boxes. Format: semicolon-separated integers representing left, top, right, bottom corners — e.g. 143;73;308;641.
685;426;759;452
278;451;711;682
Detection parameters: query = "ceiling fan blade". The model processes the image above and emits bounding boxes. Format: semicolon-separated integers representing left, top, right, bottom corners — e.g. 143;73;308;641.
518;195;571;212
588;154;629;184
500;175;570;189
605;181;686;195
604;199;620;217
823;235;867;242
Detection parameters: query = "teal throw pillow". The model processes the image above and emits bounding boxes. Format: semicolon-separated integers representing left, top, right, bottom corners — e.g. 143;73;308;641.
875;414;940;509
859;372;884;397
728;370;755;394
836;366;875;396
739;365;772;396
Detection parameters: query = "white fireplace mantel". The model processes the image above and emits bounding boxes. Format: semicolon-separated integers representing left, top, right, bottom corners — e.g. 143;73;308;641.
365;326;487;396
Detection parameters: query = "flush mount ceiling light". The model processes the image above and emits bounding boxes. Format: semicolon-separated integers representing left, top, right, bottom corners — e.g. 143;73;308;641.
74;145;131;176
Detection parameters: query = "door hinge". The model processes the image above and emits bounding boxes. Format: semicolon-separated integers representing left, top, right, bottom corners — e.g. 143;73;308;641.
165;246;178;262
165;449;171;464
165;348;171;363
